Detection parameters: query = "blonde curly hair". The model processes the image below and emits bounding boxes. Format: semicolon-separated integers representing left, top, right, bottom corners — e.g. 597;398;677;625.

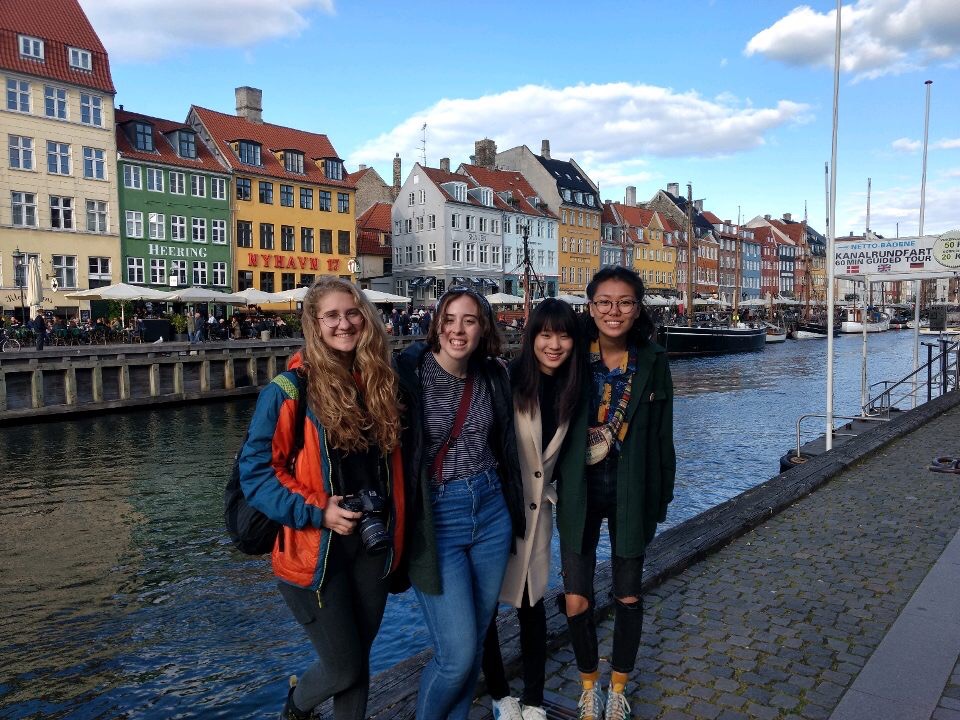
299;277;401;453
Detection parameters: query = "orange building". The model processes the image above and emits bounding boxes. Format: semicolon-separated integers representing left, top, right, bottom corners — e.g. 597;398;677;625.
190;87;356;294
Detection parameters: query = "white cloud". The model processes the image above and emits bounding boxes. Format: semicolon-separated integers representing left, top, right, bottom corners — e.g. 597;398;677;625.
836;179;960;236
349;82;810;188
744;0;960;80
78;0;335;61
892;136;960;152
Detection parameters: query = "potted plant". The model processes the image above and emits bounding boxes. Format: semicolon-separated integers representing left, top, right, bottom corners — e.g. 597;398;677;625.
170;313;189;342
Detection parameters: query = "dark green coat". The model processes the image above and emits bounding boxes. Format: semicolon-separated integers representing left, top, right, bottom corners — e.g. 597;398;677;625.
556;340;676;558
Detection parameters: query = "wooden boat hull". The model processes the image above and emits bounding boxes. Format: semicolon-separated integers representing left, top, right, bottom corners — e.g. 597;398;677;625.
840;319;890;333
657;325;767;355
792;322;841;339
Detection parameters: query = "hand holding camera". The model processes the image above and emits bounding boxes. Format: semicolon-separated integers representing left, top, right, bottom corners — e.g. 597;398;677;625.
323;495;363;535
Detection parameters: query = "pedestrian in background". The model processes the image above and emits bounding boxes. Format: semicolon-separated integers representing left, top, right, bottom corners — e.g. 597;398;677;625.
556;266;676;720
481;298;585;720
32;312;47;351
394;286;525;720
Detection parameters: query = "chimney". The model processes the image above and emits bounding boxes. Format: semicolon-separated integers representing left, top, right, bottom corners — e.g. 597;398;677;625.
392;153;401;195
764;214;772;221
667;182;679;197
783;212;792;222
439;157;450;173
625;186;637;206
359;164;367;171
541;139;551;160
694;199;703;212
235;86;263;124
474;139;497;169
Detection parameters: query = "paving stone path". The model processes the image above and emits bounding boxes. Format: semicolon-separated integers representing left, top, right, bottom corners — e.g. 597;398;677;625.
472;405;960;720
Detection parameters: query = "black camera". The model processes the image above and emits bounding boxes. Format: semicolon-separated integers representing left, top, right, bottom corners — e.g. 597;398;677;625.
340;489;391;555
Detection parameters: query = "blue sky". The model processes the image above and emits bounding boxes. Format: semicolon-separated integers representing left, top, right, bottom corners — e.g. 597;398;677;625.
80;0;959;239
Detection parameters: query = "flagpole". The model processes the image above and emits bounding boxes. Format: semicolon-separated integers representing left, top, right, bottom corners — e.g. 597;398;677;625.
913;80;932;407
825;0;841;450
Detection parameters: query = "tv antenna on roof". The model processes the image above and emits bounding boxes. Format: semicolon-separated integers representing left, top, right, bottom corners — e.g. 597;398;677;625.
419;123;427;166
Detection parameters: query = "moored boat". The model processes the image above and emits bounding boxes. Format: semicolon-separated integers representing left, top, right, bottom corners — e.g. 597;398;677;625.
657;324;767;355
764;323;787;343
840;307;890;333
792;321;840;339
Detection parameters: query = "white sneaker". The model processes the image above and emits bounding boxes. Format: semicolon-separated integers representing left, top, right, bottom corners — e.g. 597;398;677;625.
492;696;523;720
577;685;605;720
604;687;631;720
521;705;547;720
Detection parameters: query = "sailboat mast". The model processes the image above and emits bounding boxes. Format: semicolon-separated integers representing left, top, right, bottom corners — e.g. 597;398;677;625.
686;183;695;328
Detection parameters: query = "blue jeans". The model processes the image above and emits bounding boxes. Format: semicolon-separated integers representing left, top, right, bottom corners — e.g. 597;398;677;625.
413;469;512;720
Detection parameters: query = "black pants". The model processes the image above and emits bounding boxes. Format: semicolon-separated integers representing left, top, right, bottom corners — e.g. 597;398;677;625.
277;532;388;720
559;455;645;674
481;585;547;707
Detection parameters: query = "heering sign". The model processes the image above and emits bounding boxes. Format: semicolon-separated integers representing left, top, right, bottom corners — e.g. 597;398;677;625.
833;230;960;276
148;243;208;258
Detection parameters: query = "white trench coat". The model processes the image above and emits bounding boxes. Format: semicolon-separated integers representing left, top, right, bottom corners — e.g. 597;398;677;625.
498;405;569;608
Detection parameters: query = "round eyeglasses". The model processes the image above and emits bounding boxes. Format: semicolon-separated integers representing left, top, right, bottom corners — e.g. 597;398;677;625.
317;308;364;328
591;299;639;314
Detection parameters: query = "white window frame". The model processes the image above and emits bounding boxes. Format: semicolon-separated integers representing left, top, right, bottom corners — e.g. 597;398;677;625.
492;246;501;266
192;217;207;243
50;195;73;230
8;134;33;170
127;257;145;284
47;141;70;175
428;243;437;262
171;215;186;242
19;35;43;60
44;85;67;120
51;255;77;288
6;78;30;113
170;171;185;195
171;260;187;286
123;164;141;189
125;210;143;238
80;93;102;126
68;47;92;70
148;212;165;240
192;261;208;286
452;242;461;262
211;177;226;201
416;245;424;263
150;258;166;285
89;256;111;281
11;191;37;227
211;218;226;244
212;261;227;287
146;167;164;192
191;175;206;198
83;147;105;180
86;200;107;233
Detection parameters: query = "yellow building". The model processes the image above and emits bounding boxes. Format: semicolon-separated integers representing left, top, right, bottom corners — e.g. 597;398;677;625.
191;88;356;295
1;0;120;319
604;202;676;295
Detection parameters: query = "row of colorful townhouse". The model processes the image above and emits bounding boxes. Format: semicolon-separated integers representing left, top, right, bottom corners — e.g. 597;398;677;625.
386;139;829;307
0;1;357;318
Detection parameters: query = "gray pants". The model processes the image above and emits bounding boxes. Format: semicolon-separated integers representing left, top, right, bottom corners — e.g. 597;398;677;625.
277;533;388;720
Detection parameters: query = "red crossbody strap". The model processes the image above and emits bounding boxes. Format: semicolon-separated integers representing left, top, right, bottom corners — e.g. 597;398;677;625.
431;374;475;483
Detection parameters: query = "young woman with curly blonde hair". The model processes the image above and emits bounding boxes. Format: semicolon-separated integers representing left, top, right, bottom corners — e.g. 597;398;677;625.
239;276;406;720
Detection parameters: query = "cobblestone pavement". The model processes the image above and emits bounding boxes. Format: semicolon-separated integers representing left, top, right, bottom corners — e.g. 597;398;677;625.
935;658;960;720
473;405;960;720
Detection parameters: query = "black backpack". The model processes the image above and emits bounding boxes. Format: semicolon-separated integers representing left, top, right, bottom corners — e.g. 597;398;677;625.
224;373;308;555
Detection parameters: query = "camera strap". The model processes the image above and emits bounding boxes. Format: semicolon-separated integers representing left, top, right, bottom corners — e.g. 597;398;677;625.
431;374;475;483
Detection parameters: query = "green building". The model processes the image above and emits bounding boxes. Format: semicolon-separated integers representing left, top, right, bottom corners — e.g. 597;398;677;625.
115;109;231;291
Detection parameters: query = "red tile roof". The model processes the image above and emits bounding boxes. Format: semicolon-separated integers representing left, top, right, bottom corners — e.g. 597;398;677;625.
347;166;373;184
769;219;806;245
356;203;392;256
459;164;557;219
116;109;227;174
191;105;354;189
701;210;722;224
0;0;114;93
609;202;655;229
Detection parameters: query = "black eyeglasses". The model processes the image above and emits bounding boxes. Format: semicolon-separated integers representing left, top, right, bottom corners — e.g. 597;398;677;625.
591;299;639;314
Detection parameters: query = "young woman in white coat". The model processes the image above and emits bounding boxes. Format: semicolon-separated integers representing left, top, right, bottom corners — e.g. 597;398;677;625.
481;298;585;720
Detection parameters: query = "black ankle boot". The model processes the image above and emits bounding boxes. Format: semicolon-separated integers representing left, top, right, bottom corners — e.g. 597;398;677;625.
279;678;311;720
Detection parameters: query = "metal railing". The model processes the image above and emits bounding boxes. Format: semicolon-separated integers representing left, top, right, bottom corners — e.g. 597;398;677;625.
794;413;890;460
865;336;960;414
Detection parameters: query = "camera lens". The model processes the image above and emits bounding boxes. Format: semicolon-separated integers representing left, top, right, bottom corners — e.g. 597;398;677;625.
358;516;390;554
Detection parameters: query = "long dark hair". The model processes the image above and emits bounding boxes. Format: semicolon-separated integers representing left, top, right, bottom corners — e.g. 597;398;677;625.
585;266;655;345
513;298;584;424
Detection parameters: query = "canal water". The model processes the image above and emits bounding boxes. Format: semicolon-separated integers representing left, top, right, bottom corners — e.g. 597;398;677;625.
0;332;929;719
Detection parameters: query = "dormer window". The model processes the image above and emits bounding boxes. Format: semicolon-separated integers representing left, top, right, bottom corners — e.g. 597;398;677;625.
324;159;343;180
480;188;493;207
562;189;572;202
178;131;197;159
68;47;92;71
452;183;466;202
586;195;595;207
574;191;583;204
19;35;43;60
132;122;154;152
285;151;305;174
237;140;261;166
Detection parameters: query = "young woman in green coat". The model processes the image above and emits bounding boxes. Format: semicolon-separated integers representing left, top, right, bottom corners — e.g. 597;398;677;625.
555;266;676;720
